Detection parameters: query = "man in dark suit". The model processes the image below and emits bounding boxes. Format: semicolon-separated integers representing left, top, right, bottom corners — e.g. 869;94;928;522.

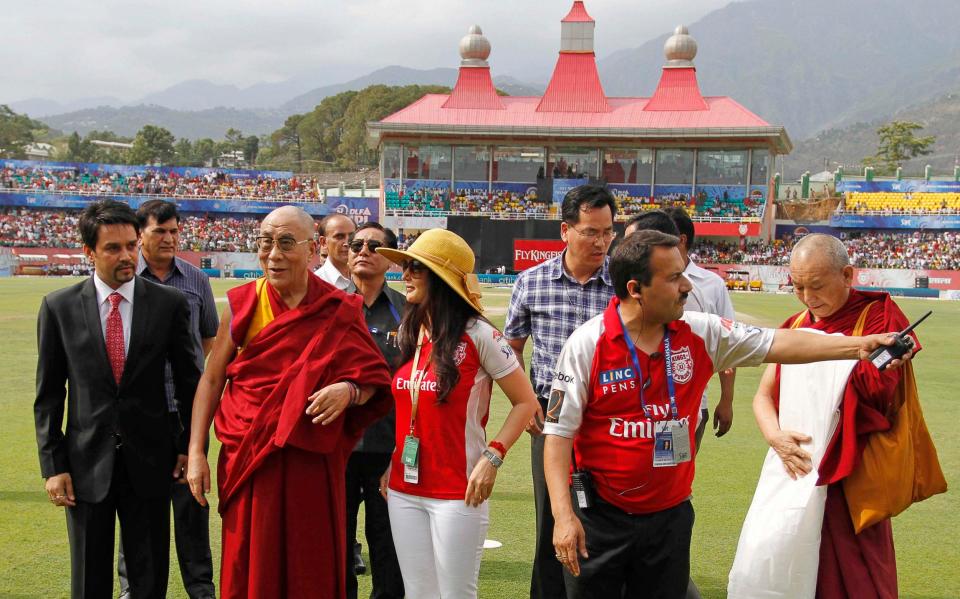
35;199;201;599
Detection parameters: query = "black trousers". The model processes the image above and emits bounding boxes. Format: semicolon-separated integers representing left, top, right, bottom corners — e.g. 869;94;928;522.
118;481;215;598
66;455;170;599
563;496;694;599
531;401;567;599
345;451;404;599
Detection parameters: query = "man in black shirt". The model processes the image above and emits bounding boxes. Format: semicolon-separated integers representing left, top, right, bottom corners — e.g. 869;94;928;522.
345;222;406;599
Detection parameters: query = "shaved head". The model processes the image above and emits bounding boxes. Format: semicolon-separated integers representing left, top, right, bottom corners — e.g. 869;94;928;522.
789;234;853;321
790;234;849;272
263;205;316;238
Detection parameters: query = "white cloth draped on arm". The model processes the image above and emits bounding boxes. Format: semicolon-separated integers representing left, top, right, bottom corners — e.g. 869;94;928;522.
728;330;857;599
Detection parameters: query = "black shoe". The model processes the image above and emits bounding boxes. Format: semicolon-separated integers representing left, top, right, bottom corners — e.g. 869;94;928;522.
353;541;366;575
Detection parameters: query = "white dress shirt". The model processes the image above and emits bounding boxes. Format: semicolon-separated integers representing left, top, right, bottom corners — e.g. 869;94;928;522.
682;259;736;412
93;274;134;357
316;258;356;292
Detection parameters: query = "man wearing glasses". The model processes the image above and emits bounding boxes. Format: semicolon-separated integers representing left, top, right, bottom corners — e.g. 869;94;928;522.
185;206;392;599
504;184;618;599
344;222;406;599
316;213;357;291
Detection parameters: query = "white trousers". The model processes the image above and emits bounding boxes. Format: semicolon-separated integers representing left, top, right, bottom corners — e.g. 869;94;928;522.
387;490;490;599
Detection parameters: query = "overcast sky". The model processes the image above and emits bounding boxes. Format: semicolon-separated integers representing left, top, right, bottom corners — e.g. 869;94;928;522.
5;0;732;103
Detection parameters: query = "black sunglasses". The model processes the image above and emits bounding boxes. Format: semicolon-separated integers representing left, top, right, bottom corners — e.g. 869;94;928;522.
401;259;428;274
348;239;385;253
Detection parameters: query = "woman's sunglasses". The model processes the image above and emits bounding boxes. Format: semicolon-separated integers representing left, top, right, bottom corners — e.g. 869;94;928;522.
401;259;428;274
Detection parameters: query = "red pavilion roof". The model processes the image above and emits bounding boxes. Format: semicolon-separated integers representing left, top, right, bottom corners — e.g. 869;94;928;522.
562;1;594;22
537;53;610;113
380;94;771;129
442;66;505;110
644;67;709;111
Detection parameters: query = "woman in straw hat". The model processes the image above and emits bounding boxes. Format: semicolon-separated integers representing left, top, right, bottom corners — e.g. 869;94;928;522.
376;229;538;599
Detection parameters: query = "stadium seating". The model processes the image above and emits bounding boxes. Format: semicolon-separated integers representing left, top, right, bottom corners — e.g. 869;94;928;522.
1;166;320;201
845;192;960;214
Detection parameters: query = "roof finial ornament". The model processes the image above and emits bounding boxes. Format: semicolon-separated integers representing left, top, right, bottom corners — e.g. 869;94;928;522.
459;25;491;67
664;25;697;67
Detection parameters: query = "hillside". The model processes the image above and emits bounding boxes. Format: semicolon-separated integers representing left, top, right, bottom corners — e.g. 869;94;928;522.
40;105;286;140
597;0;960;139
785;91;960;179
281;66;541;114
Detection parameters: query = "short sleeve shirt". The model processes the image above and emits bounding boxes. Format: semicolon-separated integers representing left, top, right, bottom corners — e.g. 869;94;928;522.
504;251;614;400
388;319;519;499
543;297;773;514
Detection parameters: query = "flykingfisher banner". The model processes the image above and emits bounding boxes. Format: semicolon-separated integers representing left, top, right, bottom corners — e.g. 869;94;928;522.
514;239;566;271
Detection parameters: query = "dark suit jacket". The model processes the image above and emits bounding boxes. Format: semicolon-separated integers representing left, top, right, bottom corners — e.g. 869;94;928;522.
35;276;201;503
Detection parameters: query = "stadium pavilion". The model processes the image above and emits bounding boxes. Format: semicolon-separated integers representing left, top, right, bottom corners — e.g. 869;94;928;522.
367;1;792;239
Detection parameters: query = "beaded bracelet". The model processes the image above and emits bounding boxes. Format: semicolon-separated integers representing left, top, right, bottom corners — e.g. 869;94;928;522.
347;381;360;407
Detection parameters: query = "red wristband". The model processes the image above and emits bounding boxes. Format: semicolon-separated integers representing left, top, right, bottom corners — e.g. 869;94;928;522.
488;441;507;459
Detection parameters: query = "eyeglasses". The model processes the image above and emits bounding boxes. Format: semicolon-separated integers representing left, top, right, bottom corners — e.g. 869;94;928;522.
255;236;311;253
348;239;385;253
568;224;617;242
401;259;428;274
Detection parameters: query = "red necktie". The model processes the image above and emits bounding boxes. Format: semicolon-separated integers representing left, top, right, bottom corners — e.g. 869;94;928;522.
106;292;125;384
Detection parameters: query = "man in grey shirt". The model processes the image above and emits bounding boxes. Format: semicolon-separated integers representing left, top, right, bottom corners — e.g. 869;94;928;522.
117;199;219;599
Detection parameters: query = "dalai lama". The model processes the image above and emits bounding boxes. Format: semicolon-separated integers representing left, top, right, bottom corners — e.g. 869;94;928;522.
186;206;392;599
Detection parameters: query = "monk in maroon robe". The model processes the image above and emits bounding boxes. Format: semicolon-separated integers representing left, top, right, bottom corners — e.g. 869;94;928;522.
754;234;919;599
186;206;391;599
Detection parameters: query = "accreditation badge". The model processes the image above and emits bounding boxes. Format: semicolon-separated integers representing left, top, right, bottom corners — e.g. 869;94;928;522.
401;434;420;484
653;420;691;467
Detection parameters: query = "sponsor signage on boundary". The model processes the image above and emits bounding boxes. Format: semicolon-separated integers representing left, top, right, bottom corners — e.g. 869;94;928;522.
702;263;960;291
837;180;960;193
1;158;292;180
0;191;379;222
829;213;960;229
514;239;566;271
695;222;761;237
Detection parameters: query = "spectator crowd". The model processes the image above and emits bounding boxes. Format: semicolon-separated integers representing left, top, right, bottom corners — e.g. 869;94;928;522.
1;166;320;201
3;205;959;272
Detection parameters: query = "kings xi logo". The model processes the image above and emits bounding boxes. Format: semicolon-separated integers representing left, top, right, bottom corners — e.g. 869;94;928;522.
670;346;694;384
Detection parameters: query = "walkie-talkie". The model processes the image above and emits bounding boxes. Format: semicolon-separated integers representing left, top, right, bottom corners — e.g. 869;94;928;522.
869;310;930;371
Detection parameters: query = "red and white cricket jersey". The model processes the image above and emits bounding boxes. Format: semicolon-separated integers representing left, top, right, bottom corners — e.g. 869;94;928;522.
389;318;519;499
543;297;773;514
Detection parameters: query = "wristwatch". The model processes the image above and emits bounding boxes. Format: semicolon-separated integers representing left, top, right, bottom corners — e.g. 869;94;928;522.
482;448;504;469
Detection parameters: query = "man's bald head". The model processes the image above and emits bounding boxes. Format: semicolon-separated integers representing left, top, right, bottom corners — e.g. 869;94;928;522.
789;234;854;321
263;205;316;238
790;234;850;271
319;213;356;274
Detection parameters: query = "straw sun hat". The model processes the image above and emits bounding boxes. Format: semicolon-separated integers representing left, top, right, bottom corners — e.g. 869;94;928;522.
376;228;483;313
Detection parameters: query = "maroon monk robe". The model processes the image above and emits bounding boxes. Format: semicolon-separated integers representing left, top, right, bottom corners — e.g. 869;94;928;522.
215;274;392;599
774;288;921;599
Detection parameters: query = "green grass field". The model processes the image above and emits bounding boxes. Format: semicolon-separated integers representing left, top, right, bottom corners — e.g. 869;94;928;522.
0;278;956;598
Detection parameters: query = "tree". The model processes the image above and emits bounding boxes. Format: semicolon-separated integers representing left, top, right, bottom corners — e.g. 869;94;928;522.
863;121;935;175
243;135;260;165
263;114;306;171
174;138;194;166
129;125;176;165
0;105;45;159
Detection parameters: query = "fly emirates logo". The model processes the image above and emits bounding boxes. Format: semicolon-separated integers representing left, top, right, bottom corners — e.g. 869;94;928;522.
608;408;691;439
395;377;438;392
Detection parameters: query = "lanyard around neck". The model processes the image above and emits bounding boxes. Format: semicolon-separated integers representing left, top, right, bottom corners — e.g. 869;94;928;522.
407;326;431;435
616;305;678;420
